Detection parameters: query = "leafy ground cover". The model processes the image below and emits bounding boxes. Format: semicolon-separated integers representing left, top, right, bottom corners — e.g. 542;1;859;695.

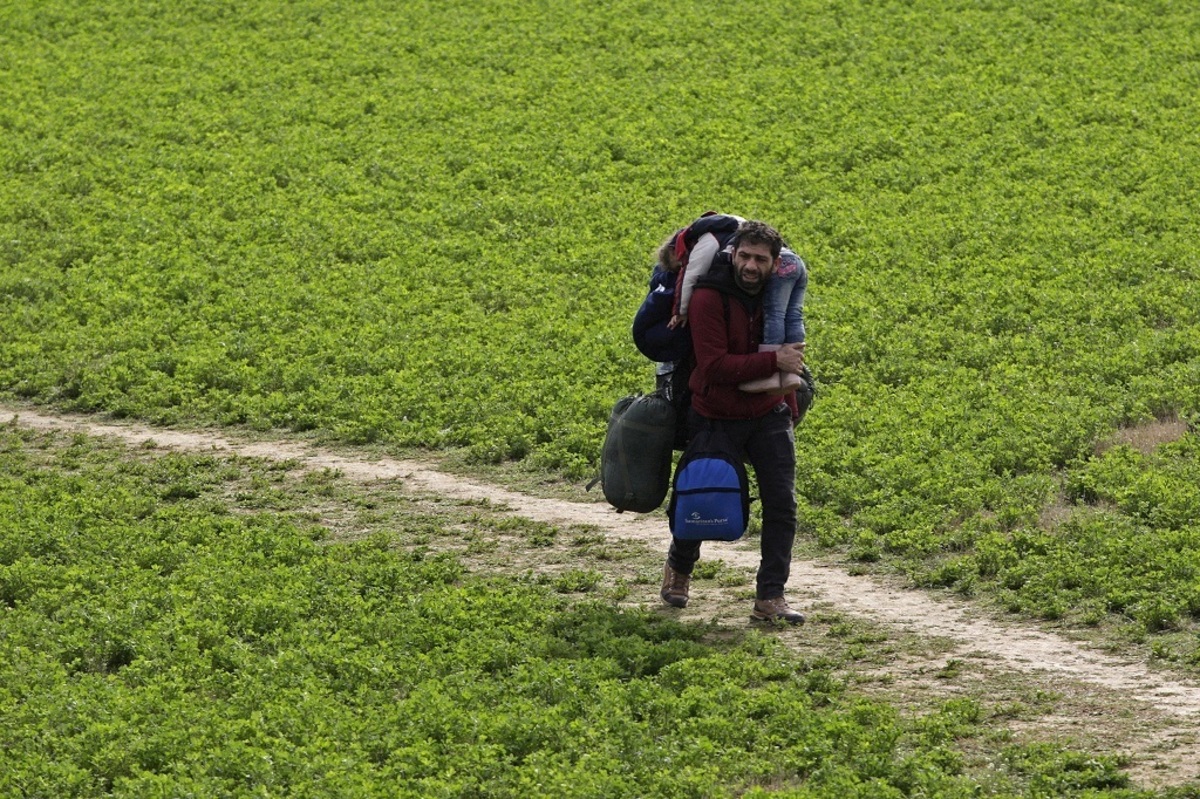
3;0;1200;714
4;423;1193;797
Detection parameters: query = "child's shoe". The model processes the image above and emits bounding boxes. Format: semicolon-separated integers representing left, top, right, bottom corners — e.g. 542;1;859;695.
778;371;805;394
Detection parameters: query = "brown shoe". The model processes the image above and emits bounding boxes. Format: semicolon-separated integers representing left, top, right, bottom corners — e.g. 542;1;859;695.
751;596;805;625
660;562;690;608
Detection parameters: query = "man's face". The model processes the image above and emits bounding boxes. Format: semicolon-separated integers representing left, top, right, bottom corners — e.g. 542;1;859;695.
732;241;777;294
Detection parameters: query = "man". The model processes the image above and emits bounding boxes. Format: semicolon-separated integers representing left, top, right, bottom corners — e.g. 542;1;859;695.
660;220;807;625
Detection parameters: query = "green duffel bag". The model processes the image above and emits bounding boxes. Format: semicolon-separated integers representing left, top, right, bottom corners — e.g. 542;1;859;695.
588;391;677;514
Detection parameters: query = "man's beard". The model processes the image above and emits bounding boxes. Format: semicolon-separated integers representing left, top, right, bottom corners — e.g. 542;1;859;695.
734;269;765;294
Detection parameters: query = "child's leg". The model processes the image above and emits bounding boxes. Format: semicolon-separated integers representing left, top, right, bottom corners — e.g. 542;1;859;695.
745;260;806;395
739;271;788;393
761;270;795;346
777;266;809;394
783;269;807;345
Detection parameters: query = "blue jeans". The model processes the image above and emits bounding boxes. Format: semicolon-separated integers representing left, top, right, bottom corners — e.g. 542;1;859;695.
762;266;806;346
668;406;797;600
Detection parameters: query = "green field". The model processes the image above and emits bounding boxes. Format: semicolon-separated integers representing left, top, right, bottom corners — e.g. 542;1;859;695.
4;0;1200;795
0;424;1166;797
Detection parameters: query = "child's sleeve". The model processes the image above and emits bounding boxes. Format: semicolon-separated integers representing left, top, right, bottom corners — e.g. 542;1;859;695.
676;233;721;317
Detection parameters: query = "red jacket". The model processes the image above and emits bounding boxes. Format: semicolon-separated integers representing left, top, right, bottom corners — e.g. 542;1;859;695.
687;283;797;420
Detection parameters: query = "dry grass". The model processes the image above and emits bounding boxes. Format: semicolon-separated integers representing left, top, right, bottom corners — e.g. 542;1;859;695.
1100;416;1191;456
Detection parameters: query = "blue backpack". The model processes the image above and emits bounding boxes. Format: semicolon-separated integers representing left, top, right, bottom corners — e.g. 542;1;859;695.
667;425;751;541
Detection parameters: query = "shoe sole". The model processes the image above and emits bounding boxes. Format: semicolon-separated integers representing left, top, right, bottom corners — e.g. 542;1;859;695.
750;613;805;625
661;593;688;609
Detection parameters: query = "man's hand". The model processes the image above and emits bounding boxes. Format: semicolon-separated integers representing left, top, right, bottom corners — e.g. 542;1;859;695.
775;342;806;374
667;313;688;330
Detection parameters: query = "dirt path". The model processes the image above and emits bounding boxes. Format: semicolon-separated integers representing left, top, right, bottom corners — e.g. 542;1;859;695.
6;404;1200;786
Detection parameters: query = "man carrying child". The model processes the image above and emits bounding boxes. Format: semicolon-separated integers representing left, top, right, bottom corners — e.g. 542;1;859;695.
659;220;808;625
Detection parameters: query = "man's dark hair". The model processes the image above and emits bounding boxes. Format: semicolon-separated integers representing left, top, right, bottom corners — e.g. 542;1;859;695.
731;220;783;259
